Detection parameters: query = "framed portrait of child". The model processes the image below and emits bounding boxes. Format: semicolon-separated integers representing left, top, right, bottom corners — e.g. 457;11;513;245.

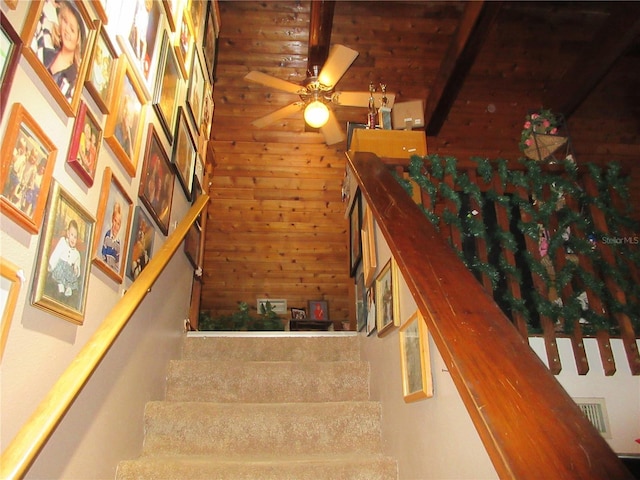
31;181;95;325
92;167;133;284
67;101;102;187
20;0;98;117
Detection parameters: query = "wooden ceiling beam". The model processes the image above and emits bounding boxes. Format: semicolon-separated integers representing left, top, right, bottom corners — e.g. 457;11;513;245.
425;1;502;136
307;0;335;76
543;3;640;119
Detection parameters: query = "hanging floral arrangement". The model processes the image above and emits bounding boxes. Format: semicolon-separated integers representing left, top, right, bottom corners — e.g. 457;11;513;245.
519;109;568;161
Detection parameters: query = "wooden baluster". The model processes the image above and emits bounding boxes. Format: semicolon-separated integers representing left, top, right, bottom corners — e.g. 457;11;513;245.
444;172;464;252
583;175;640;375
467;170;493;293
514;185;562;373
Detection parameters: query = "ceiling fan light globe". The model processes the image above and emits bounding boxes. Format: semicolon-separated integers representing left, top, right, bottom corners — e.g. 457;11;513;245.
304;101;330;128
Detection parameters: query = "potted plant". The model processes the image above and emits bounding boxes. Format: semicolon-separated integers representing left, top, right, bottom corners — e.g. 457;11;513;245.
198;301;284;331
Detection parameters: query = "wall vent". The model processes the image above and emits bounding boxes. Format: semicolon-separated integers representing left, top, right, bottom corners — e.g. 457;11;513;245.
257;298;287;315
573;397;612;438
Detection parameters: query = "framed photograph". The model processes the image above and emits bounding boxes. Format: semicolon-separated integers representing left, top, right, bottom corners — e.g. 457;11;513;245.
67;101;102;186
0;257;22;362
0;14;23;121
375;259;397;337
361;203;377;287
0;103;57;234
198;81;214;157
366;285;376;336
291;307;306;320
104;55;147;177
162;0;179;32
399;311;433;402
188;0;204;44
202;0;218;83
139;125;175;235
126;206;155;281
186;47;206;132
114;0;163;95
88;1;108;24
356;271;366;332
174;4;194;79
91;167;133;283
308;300;329;321
31;182;95;325
349;188;362;277
184;222;201;268
20;0;98;117
84;22;118;114
153;30;182;144
172;106;197;201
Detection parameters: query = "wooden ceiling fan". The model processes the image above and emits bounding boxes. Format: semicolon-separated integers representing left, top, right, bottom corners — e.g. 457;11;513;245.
244;44;395;145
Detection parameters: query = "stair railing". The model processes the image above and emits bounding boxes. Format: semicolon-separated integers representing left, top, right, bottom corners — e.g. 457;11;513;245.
348;151;632;479
0;194;209;480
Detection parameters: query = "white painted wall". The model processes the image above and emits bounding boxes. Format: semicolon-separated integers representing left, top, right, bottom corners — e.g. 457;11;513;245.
358;197;639;480
1;3;196;478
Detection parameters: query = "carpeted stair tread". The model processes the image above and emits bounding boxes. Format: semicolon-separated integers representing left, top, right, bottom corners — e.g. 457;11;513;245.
116;453;398;479
182;335;360;362
166;360;370;402
143;400;382;456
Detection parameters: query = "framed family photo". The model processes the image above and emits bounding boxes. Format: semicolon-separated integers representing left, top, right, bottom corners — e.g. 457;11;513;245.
67;101;102;187
126;206;155;281
31;182;95;325
0;14;23;121
172;107;197;201
92;167;133;283
104;55;147;177
153;30;182;144
399;311;433;402
84;22;118;114
20;0;98;117
291;307;306;320
0;257;22;362
0;103;57;234
139;125;175;235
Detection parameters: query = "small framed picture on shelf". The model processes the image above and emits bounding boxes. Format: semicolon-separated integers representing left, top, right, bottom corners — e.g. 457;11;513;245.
0;103;57;234
172;107;197;201
126;206;155;281
84;22;118;114
291;307;306;320
20;0;98;117
139;125;175;235
399;311;433;402
92;167;133;284
67;101;102;187
0;15;23;122
308;300;329;321
31;182;95;325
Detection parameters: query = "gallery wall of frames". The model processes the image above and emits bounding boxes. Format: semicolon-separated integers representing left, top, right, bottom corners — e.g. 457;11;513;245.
0;0;218;349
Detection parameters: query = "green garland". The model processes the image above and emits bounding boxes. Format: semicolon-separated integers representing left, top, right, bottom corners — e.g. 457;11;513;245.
399;154;640;337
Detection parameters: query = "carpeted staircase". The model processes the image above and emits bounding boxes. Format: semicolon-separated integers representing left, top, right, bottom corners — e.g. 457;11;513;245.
116;333;398;479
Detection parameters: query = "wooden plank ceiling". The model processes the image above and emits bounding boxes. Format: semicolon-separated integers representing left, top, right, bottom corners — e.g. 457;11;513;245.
201;1;640;324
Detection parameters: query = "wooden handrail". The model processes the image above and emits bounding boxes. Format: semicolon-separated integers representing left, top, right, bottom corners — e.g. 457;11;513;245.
348;152;632;479
0;194;209;480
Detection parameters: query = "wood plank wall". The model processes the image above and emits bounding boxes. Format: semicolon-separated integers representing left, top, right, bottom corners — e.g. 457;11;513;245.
203;1;640;323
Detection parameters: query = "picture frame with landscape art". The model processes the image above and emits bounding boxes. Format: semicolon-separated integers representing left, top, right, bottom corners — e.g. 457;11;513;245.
172;106;197;201
126;206;155;281
67;100;102;187
20;0;98;117
0;103;57;234
84;22;118;114
0;14;23;122
139;125;175;236
92;167;132;283
104;55;147;177
399;311;433;402
31;182;95;325
153;29;182;144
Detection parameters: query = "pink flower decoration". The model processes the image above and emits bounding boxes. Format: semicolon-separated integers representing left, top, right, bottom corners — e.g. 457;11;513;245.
525;138;533;146
531;113;539;120
542;120;550;128
550;128;558;135
524;121;531;129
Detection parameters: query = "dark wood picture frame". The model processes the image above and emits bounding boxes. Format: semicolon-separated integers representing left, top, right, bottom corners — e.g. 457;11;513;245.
349;188;362;277
126;206;155;281
67;100;102;187
183;222;201;269
0;14;23;121
202;0;218;83
153;30;182;144
172;106;197;201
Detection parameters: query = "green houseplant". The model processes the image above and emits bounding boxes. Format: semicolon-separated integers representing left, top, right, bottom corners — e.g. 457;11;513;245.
198;301;284;331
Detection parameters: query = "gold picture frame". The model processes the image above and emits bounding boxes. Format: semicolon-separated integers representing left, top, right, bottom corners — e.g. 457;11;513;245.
375;258;400;337
84;21;118;114
31;181;95;325
20;0;98;117
104;55;147;177
0;257;22;362
92;167;133;283
0;103;57;234
399;311;433;402
174;3;194;79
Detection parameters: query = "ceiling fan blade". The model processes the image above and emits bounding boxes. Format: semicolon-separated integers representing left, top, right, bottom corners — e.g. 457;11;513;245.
244;71;303;94
332;91;396;108
317;44;359;87
320;109;345;145
251;102;304;128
